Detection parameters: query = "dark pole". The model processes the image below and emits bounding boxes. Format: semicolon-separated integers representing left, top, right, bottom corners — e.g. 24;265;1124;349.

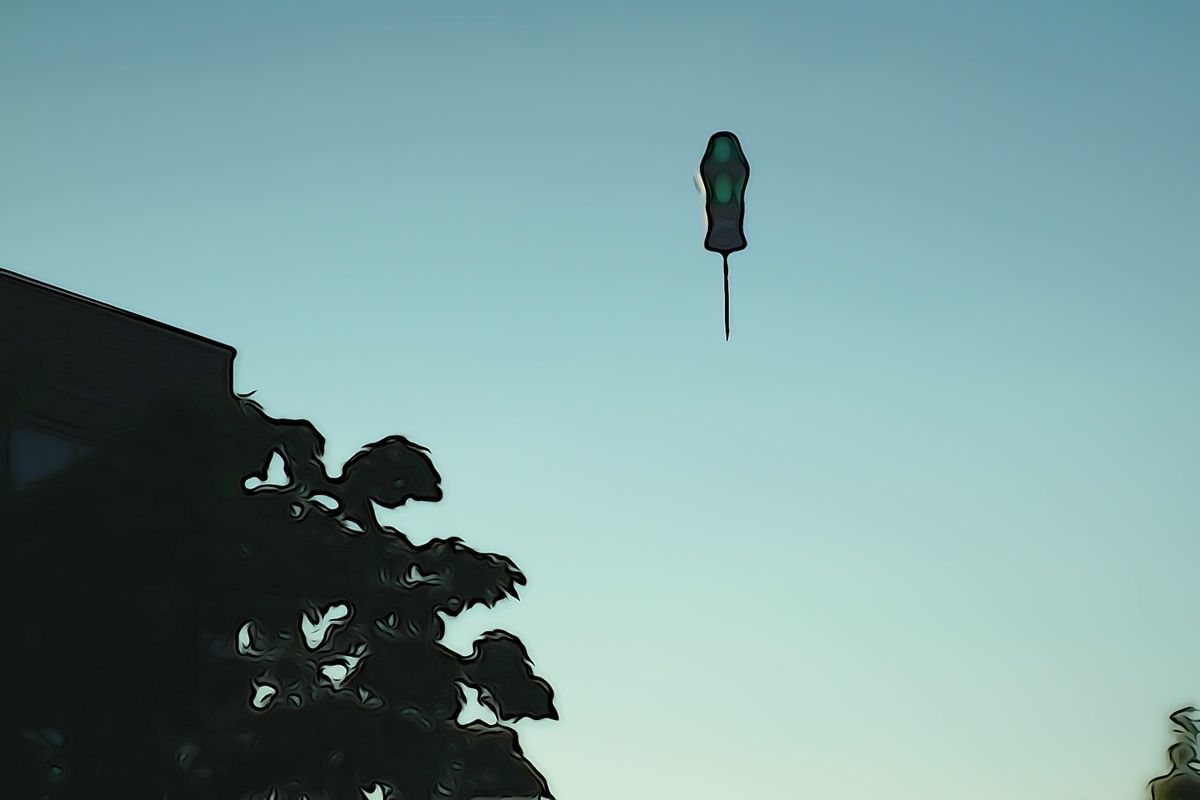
723;254;730;340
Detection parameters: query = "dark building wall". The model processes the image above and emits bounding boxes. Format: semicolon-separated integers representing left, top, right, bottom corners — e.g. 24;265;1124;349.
0;269;236;489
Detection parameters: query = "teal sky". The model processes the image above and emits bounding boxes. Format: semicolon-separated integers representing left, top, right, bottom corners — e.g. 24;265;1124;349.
3;2;1198;797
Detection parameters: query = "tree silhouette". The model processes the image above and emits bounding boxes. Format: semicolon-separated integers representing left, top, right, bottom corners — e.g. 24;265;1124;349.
1147;708;1200;800
1;378;556;798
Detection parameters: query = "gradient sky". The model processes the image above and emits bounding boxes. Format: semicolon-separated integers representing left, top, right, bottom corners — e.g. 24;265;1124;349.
3;2;1198;798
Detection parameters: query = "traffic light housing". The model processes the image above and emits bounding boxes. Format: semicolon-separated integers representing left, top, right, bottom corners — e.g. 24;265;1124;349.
699;131;749;255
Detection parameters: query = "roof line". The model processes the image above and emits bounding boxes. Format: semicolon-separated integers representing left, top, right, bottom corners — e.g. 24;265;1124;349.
0;268;237;355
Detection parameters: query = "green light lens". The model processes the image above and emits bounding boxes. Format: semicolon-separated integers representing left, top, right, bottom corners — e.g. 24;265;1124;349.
712;137;733;163
713;173;733;203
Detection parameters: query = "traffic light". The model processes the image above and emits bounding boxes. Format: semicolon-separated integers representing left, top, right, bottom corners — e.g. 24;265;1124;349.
698;131;749;340
700;131;749;255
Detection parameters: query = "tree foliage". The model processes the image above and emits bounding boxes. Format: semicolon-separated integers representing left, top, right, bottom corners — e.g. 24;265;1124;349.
1;383;555;798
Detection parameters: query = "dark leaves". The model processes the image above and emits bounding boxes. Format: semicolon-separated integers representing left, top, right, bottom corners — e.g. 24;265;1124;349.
411;537;527;618
335;435;443;527
460;631;558;722
3;375;555;798
237;395;330;495
444;723;554;800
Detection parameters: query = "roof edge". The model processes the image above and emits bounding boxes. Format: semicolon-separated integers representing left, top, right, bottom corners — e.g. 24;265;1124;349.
0;268;237;357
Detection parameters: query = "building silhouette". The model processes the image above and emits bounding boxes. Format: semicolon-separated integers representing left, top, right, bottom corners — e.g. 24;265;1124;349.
0;268;234;491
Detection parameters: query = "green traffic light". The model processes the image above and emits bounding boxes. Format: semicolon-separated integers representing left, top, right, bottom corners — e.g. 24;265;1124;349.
711;136;733;162
713;173;733;203
698;131;749;340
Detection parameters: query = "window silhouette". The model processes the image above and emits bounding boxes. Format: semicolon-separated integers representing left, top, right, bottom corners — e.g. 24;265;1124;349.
8;423;92;489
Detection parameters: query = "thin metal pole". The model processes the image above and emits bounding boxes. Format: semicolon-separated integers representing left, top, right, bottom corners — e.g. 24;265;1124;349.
723;253;730;340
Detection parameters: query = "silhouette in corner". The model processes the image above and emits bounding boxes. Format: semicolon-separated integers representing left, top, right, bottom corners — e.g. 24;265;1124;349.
1;270;556;799
1149;708;1200;800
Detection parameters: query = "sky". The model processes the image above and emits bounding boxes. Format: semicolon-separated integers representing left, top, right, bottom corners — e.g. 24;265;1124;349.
2;1;1198;797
